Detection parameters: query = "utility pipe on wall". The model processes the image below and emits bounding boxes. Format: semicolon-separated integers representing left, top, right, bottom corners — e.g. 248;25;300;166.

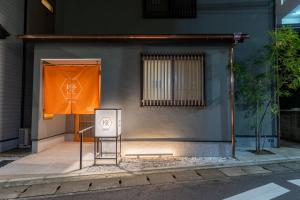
230;33;245;158
229;45;236;158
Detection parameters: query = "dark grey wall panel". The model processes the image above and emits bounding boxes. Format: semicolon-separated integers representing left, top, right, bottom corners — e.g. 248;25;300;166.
23;0;56;129
0;0;24;151
26;0;55;34
33;43;230;141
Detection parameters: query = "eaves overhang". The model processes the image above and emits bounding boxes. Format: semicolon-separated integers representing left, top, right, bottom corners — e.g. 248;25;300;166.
17;34;250;43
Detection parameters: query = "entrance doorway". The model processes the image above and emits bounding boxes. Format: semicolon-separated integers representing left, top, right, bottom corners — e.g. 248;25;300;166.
74;114;95;142
42;59;101;142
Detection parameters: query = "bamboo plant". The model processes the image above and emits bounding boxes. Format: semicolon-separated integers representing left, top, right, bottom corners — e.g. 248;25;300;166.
234;27;300;153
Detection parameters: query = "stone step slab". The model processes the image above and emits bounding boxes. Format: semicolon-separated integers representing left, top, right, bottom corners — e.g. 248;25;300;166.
171;170;203;181
241;166;271;175
260;164;291;172
89;178;120;191
120;175;150;187
196;169;226;180
19;183;60;198
57;180;91;194
220;167;247;177
0;185;29;199
147;173;176;185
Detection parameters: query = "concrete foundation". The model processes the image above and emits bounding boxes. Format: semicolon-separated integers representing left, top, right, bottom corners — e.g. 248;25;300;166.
236;136;278;149
33;136;232;157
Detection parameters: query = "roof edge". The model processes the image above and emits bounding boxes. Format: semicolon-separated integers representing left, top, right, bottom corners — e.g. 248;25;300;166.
17;34;250;43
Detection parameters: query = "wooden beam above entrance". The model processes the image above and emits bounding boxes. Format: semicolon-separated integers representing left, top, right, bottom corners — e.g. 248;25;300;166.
17;34;249;43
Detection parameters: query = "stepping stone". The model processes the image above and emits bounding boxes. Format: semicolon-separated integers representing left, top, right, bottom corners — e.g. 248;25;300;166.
242;166;271;175
281;162;300;170
19;183;60;198
57;180;91;194
196;169;226;180
220;167;247;177
171;170;203;182
120;175;150;187
89;178;120;191
147;173;176;184
261;164;291;172
0;186;29;199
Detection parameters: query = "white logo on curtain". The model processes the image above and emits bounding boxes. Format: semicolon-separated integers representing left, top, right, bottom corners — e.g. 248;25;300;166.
60;78;82;102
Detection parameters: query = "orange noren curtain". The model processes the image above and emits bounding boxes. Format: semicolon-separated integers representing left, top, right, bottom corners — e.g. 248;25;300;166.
43;65;100;114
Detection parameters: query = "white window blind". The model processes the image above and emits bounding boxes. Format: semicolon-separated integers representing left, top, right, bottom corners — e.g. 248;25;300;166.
142;54;205;106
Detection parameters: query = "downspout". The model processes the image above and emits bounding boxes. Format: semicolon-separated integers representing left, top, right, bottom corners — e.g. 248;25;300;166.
229;43;235;158
230;33;243;158
20;0;28;128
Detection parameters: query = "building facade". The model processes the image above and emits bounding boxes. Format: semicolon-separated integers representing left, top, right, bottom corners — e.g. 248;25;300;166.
0;0;277;156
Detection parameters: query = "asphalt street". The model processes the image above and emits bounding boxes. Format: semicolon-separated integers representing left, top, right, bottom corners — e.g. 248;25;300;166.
29;170;300;200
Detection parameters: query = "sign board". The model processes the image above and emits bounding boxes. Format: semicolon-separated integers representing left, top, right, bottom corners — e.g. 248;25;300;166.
95;109;122;137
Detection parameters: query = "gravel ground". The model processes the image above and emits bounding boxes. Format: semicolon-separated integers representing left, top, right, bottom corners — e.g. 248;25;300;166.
82;156;235;173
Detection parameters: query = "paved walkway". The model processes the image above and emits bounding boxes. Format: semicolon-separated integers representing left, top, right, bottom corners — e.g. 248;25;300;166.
0;161;300;199
0;143;94;176
1;142;300;178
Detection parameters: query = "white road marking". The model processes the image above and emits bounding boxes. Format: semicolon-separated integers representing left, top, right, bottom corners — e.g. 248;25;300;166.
288;179;300;187
223;183;290;200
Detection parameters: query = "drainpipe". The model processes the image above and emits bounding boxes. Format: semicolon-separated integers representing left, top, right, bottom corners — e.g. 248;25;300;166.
20;0;28;128
229;44;235;158
230;33;242;158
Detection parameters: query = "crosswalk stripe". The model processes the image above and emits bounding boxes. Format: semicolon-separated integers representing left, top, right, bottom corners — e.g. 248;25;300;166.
223;183;290;200
288;179;300;187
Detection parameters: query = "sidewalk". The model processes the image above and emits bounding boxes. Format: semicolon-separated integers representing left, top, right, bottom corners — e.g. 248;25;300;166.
0;142;299;189
0;161;300;199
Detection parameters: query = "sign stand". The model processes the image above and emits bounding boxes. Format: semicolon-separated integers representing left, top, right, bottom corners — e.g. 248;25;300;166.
94;108;122;165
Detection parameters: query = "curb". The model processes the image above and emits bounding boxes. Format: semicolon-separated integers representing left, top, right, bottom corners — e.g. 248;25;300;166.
1;157;300;188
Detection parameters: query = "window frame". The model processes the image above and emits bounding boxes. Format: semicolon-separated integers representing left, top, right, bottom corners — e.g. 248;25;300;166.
140;53;206;107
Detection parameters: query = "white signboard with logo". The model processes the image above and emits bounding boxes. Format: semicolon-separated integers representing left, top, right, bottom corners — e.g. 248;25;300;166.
95;109;122;137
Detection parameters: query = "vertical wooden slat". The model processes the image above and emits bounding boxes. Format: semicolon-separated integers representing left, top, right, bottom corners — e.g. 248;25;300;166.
194;55;198;105
201;55;204;106
175;56;179;105
165;57;168;105
145;57;148;105
149;56;152;105
182;56;185;106
186;56;192;106
198;55;200;106
143;59;147;105
191;56;195;105
197;55;200;106
74;114;80;141
157;57;160;103
148;58;151;105
162;57;165;104
177;56;180;106
174;58;177;105
180;56;184;106
155;56;159;106
159;57;162;104
168;57;172;105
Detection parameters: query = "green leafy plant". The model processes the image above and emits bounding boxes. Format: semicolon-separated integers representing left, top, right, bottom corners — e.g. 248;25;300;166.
235;27;300;153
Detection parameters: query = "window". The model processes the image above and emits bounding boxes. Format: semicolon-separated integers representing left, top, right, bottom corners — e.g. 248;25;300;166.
141;54;205;107
143;0;197;18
